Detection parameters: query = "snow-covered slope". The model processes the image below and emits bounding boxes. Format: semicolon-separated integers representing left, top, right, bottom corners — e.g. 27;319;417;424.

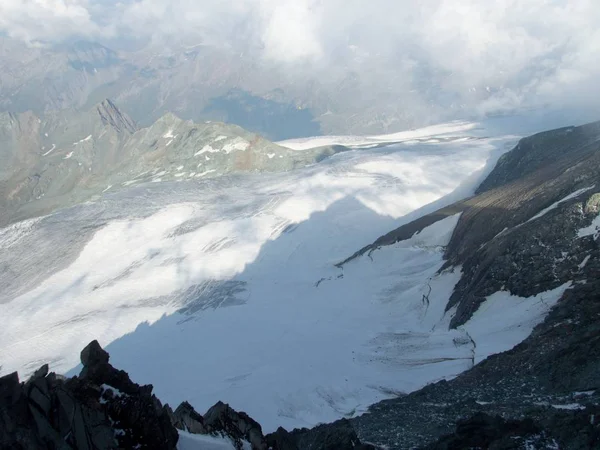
277;121;478;150
0;121;565;432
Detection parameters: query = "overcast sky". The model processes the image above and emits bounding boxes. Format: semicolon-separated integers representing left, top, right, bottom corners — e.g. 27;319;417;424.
1;1;599;119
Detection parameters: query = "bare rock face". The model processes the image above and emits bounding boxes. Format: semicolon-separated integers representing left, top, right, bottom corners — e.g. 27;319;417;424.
290;419;375;450
203;400;268;450
0;341;178;450
0;368;117;449
80;340;109;367
172;401;207;434
1;340;332;450
420;413;542;449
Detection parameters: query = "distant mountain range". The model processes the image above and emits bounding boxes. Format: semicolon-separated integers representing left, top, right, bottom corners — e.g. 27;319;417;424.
0;99;344;226
0;38;495;140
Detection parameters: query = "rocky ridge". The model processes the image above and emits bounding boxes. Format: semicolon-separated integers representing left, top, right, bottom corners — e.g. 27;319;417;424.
0;341;374;450
0;100;345;227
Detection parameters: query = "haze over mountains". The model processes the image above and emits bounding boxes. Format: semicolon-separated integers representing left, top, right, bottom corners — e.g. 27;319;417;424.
1;2;600;449
1;1;600;139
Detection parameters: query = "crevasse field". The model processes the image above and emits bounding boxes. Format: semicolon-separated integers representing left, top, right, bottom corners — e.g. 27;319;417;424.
0;120;570;432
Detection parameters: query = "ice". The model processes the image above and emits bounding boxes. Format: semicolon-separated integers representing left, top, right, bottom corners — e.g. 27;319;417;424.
0;121;558;433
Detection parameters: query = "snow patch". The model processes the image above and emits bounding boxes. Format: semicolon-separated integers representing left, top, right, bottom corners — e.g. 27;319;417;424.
195;145;220;156
214;135;228;142
222;140;250;153
73;135;92;146
552;403;585;411
63;151;73;160
196;169;216;177
177;431;237;450
578;213;600;239
42;144;56;156
101;384;124;398
578;255;591;269
527;186;595;223
267;153;276;159
462;282;572;364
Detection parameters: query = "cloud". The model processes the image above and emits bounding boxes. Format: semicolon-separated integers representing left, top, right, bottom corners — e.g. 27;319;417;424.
1;0;599;122
0;0;107;43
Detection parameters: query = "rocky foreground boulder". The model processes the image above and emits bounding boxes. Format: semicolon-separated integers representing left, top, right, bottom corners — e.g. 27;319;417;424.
0;340;373;450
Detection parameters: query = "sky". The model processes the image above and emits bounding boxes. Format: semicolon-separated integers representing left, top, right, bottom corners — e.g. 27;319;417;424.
1;0;599;121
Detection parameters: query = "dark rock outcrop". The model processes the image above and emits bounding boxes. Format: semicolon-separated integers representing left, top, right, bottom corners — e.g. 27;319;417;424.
0;340;178;450
421;408;600;450
202;400;268;450
172;400;207;434
266;427;300;450
291;419;375;450
421;413;543;449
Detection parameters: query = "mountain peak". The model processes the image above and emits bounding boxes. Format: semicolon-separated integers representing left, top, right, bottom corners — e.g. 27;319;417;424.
95;99;137;134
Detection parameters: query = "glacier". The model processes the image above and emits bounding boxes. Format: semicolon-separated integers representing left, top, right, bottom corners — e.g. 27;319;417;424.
0;120;570;432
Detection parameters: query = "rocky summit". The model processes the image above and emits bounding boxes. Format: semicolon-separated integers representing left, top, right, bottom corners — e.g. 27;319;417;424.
0;341;375;450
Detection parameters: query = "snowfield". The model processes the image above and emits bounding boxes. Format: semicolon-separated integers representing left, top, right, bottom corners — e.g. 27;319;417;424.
0;121;570;432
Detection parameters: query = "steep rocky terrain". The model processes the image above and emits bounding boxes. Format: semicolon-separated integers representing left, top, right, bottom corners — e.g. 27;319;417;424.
0;100;344;227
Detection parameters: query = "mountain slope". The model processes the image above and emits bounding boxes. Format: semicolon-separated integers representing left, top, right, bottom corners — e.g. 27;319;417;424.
1;119;599;449
1;120;521;430
0;101;344;226
303;120;600;448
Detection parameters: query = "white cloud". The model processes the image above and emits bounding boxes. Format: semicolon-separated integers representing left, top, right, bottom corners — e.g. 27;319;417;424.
0;0;107;43
0;0;599;121
259;0;323;62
